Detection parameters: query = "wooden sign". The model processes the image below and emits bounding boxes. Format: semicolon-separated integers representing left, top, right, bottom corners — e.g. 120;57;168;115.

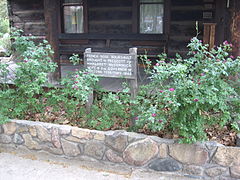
84;48;137;79
84;48;138;113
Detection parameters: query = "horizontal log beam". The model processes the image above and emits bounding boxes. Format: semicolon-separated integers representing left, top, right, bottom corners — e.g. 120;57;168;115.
59;33;167;41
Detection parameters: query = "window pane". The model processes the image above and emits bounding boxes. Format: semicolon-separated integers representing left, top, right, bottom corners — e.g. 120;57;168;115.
140;4;164;34
64;6;83;33
140;0;164;3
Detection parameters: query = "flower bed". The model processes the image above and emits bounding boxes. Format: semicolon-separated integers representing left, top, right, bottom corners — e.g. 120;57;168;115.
0;120;240;179
0;30;239;147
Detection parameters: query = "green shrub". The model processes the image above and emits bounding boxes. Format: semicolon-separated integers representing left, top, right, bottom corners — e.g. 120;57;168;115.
0;29;99;123
0;28;239;144
87;89;131;130
133;38;240;143
0;0;10;55
0;18;9;36
0;29;57;119
0;33;11;55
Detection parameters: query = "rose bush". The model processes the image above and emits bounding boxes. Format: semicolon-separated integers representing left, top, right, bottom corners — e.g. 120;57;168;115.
134;37;240;143
0;29;239;144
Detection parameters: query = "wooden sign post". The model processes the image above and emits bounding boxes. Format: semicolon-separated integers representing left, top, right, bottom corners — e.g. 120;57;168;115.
129;48;138;99
84;48;138;114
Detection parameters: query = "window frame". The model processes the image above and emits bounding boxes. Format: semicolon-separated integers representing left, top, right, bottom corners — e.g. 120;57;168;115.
58;0;170;44
60;0;88;34
132;0;170;35
139;0;164;34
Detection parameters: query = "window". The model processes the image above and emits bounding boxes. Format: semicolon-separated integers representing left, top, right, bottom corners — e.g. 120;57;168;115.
139;0;164;34
62;0;84;33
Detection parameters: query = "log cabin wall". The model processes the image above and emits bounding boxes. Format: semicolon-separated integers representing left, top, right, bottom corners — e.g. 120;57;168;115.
87;0;132;53
88;0;132;34
8;0;46;39
58;0;167;62
59;0;135;60
7;0;228;63
168;0;218;57
168;0;204;56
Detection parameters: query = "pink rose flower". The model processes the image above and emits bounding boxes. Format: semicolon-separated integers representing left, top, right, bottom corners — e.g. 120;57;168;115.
223;40;229;45
72;85;78;90
194;99;199;102
152;113;157;117
169;88;175;92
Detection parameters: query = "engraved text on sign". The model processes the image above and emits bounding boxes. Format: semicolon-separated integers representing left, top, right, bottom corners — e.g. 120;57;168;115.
84;52;136;79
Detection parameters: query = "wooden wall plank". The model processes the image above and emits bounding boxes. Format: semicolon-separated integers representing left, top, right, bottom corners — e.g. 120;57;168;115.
132;0;138;33
230;0;240;57
44;0;61;79
8;0;46;36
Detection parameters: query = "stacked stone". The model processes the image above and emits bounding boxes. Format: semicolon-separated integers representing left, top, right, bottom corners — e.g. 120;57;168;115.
0;120;240;180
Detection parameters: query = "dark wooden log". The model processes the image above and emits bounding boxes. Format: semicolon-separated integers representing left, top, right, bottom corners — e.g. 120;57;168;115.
8;0;228;60
170;22;203;36
59;33;168;41
230;0;240;57
168;0;205;57
171;0;203;6
8;0;46;37
44;0;61;80
88;0;132;34
24;22;46;36
88;0;132;7
89;24;132;34
13;10;44;22
11;0;44;11
132;0;138;33
89;10;132;21
171;10;203;21
215;0;226;45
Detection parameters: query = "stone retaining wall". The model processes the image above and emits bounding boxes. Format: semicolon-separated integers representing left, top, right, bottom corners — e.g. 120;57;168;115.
0;120;240;179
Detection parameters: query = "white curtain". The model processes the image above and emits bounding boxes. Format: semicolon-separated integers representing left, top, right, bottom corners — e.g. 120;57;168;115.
64;6;84;33
140;2;164;34
63;0;83;33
